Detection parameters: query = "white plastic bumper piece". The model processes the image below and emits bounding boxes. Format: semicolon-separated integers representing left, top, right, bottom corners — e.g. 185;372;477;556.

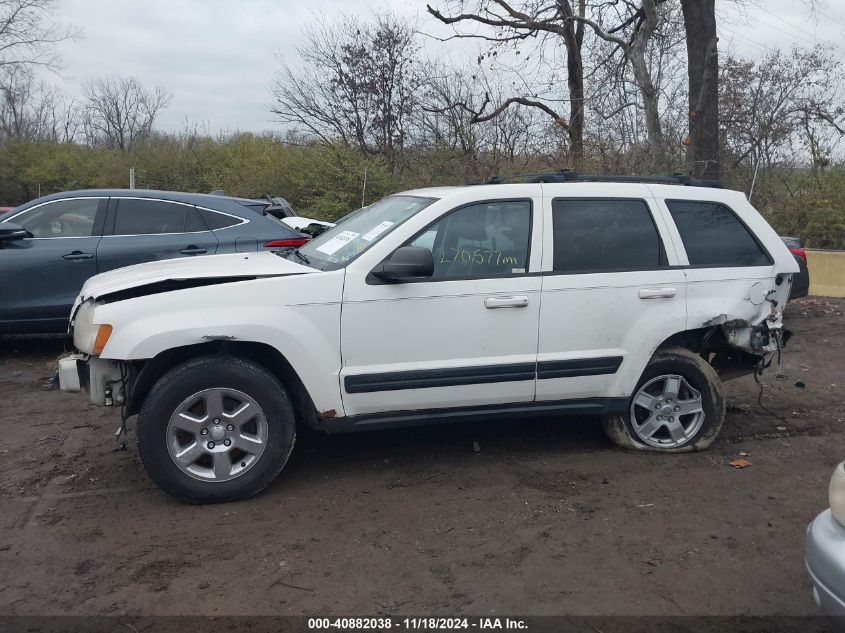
57;354;84;392
57;354;124;405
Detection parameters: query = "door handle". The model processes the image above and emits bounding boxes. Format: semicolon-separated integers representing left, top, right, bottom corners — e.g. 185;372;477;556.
180;246;207;255
639;287;677;299
484;295;529;309
62;251;93;261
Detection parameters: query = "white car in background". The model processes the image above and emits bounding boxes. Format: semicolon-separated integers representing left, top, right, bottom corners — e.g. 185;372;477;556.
58;172;798;503
257;195;335;235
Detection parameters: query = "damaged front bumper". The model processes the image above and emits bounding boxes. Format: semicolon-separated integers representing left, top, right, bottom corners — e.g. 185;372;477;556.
58;354;125;405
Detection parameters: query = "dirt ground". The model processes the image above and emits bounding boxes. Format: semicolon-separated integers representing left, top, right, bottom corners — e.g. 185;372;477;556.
0;298;844;618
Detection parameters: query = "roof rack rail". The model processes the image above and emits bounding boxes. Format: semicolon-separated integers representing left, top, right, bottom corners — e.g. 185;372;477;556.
469;169;722;188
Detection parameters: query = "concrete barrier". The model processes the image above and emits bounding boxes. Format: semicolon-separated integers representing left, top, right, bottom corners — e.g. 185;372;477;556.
807;249;845;298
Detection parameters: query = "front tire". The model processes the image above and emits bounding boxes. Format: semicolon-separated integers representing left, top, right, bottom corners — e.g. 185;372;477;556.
137;355;295;503
602;346;725;453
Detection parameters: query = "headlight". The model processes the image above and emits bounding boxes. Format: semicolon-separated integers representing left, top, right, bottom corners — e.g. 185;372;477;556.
829;463;845;527
73;301;112;355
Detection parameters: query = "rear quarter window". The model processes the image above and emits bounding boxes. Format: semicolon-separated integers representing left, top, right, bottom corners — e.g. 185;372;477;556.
199;208;243;230
666;200;771;267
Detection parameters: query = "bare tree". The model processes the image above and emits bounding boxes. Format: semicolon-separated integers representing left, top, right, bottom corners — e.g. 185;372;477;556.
0;0;78;71
720;45;844;170
81;76;171;151
271;12;421;173
582;7;687;173
563;0;673;166
0;64;78;142
426;0;587;163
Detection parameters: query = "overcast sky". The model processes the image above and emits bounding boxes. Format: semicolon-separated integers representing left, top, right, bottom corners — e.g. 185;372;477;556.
46;0;845;134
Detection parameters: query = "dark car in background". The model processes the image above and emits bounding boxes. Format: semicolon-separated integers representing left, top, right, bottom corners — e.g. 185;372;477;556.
781;236;810;300
0;189;310;334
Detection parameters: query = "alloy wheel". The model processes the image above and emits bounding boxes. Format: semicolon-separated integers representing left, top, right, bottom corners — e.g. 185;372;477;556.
166;388;268;482
629;374;705;449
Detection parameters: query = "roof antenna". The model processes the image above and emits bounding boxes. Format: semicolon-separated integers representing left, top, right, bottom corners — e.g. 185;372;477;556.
748;161;760;202
361;165;368;209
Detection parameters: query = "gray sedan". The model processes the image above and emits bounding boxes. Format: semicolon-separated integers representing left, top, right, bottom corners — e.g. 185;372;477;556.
0;189;309;334
807;462;845;623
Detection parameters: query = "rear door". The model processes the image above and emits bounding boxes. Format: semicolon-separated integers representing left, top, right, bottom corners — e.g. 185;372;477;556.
96;197;219;272
536;191;686;404
0;197;106;332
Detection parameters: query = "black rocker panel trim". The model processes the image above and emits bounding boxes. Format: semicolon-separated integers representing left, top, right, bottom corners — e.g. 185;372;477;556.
344;356;624;394
537;356;623;380
344;362;536;394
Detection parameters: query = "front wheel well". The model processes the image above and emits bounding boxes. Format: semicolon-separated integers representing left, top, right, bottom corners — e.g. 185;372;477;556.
124;341;318;431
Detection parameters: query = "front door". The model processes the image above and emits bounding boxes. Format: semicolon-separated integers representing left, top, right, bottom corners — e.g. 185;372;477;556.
340;198;542;417
0;197;105;332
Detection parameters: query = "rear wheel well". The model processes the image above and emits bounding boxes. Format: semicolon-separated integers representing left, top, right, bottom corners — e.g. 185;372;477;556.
654;327;762;381
125;342;318;431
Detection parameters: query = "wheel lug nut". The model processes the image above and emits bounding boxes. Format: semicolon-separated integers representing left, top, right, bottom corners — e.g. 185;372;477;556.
214;418;220;424
656;415;663;421
655;404;661;410
666;399;672;404
207;441;215;449
674;406;680;412
227;424;234;431
224;439;231;447
200;428;209;435
669;417;675;423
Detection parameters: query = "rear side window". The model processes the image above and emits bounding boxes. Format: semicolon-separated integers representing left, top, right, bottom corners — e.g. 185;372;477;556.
199;208;242;230
552;199;666;273
666;200;771;267
113;199;188;235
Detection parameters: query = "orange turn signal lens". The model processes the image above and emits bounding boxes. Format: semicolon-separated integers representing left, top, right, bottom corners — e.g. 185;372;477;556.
92;324;113;355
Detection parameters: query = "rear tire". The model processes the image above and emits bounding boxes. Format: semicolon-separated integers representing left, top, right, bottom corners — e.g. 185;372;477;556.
137;355;295;503
602;346;725;453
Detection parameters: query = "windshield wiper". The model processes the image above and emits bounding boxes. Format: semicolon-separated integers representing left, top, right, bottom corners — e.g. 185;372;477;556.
291;248;310;265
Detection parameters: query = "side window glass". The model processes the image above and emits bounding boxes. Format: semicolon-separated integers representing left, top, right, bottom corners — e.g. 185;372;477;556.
552;199;666;272
199;208;241;230
410;201;531;279
184;207;208;233
666;200;771;267
113;199;187;235
16;199;101;238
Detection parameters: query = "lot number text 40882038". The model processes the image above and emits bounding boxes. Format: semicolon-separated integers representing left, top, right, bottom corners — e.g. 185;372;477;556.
307;617;529;630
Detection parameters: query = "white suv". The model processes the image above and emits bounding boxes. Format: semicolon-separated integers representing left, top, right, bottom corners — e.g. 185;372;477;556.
58;173;798;503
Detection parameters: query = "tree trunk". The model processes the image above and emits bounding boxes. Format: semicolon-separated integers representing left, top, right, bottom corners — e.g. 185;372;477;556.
681;0;720;180
560;0;585;165
629;48;664;165
626;0;664;170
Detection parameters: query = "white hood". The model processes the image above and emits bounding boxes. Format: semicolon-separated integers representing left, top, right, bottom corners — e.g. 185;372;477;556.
78;251;313;303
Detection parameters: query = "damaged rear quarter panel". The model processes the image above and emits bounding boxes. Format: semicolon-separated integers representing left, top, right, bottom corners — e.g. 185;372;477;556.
648;188;797;355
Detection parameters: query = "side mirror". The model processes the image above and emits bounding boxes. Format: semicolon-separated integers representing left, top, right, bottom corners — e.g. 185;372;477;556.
373;246;434;282
0;222;27;242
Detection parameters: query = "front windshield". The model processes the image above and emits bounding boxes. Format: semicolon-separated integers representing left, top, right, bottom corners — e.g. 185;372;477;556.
294;195;435;269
